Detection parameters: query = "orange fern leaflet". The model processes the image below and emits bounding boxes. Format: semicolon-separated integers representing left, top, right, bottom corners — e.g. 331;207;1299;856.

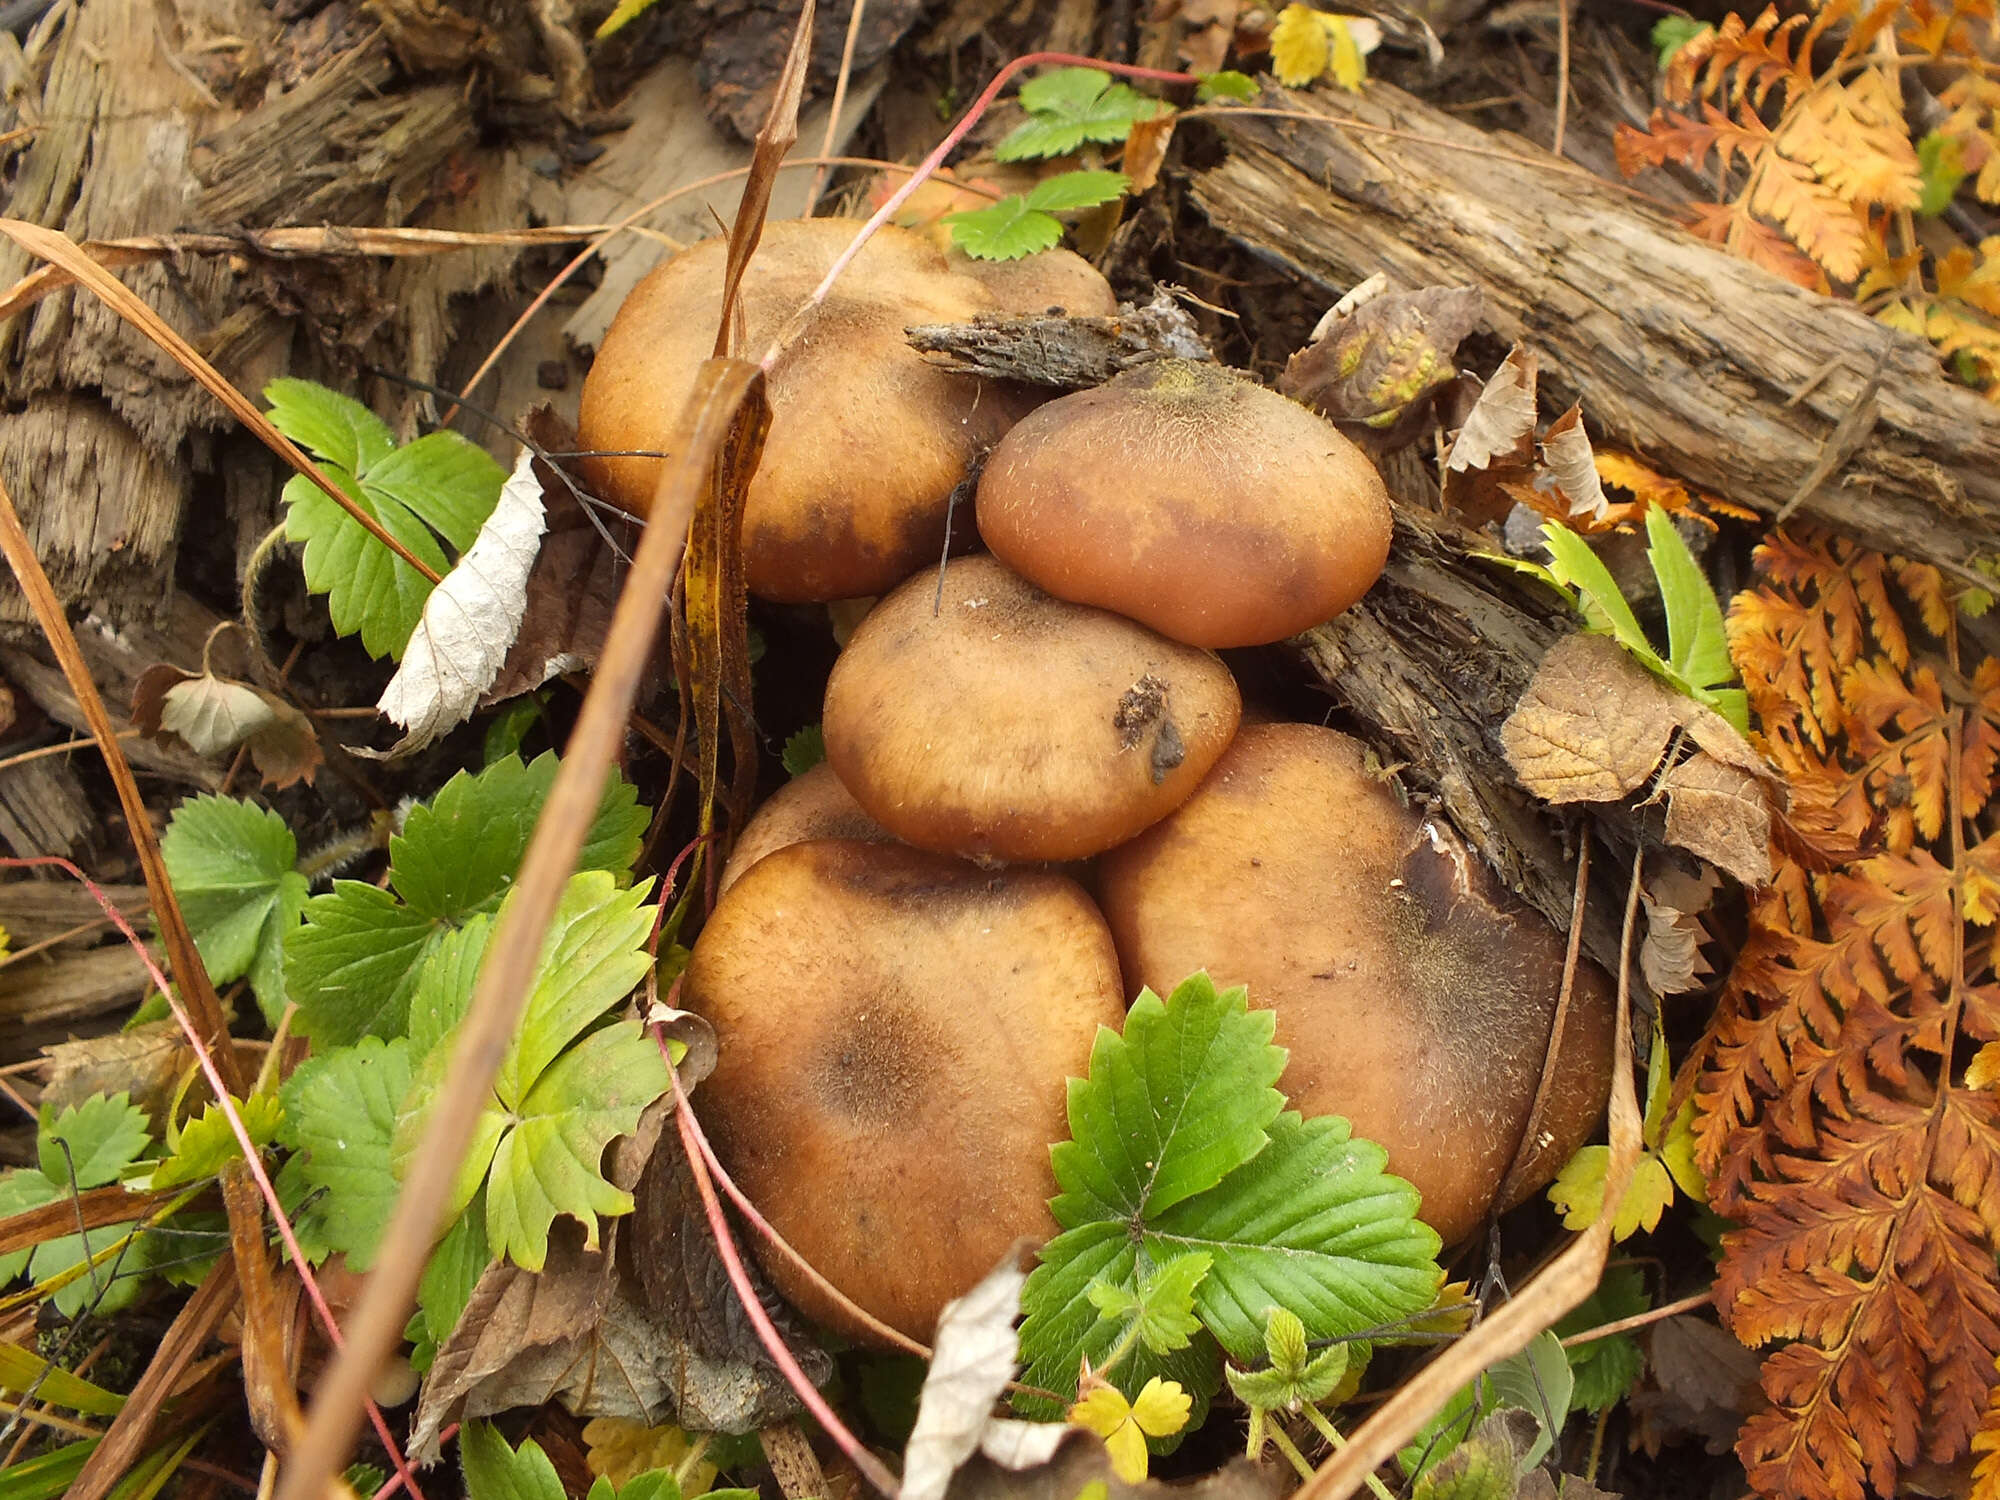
1695;530;2000;1500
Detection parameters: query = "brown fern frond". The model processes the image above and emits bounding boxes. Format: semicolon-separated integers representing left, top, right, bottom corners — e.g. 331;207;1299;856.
1776;68;1922;211
1618;103;1771;176
1748;153;1874;281
1703;527;2000;1499
1683;200;1835;290
1681;6;1815;109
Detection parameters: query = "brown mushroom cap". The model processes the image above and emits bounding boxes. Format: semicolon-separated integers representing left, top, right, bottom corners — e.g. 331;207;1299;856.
1096;723;1614;1244
683;838;1125;1343
718;762;892;896
949;247;1120;317
976;358;1394;647
822;553;1242;863
577;218;1021;602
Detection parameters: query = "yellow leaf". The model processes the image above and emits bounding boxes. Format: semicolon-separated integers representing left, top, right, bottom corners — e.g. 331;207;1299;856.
582;1418;717;1494
1069;1386;1132;1442
1658;1098;1709;1203
1270;4;1331;87
1324;14;1367;90
594;0;660;38
1968;1041;2000;1090
1129;1378;1192;1438
1547;1143;1679;1240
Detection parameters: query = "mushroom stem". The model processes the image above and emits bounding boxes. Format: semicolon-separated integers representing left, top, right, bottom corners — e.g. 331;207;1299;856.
668;1061;902;1499
763;50;1204;372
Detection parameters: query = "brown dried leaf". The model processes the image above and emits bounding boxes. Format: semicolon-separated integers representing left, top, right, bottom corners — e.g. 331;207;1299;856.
1628;1315;1763;1458
1661;751;1776;887
1445;344;1538;474
1502;634;1685;802
1123;115;1177;197
39;1024;189;1128
130;663;321;790
1640;865;1721;996
1280;284;1482;432
1540;404;1610;524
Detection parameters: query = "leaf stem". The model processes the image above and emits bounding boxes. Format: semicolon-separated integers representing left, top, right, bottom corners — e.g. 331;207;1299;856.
1300;1405;1395;1500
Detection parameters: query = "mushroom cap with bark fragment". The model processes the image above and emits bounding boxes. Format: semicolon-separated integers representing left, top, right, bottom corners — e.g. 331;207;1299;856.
1096;722;1615;1245
683;838;1126;1343
577;217;1025;603
822;553;1242;863
977;358;1394;647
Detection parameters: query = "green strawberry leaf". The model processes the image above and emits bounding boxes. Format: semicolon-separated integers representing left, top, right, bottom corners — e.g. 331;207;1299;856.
998;68;1166;160
409;1192;491;1373
782;724;825;777
1195;70;1257;102
147;1094;285;1190
279;1036;415;1270
945;199;1066;262
285;885;441;1045
1089;1249;1210;1354
460;1421;567;1500
1645;507;1733;694
39;1093;151;1192
162;795;308;1027
264;379;396;476
0;1170;61;1281
1553;1264;1648;1414
1024;169;1131;213
283;467;453;661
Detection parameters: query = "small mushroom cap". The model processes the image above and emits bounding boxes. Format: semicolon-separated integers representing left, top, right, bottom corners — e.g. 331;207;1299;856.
718;762;892;896
977;358;1394;647
577;218;1017;602
948;247;1120;317
684;838;1126;1343
823;553;1242;863
1096;723;1615;1244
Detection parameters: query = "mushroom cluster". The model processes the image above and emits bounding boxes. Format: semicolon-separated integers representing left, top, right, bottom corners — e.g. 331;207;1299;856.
632;223;1614;1344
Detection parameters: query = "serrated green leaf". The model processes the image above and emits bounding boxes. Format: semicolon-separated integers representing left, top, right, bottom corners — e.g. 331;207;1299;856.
409;1193;490;1373
1409;1413;1525;1500
460;1421;566;1500
782;724;824;777
149;1094;284;1189
1547;1144;1676;1241
1195;70;1257;103
1645;508;1732;691
286;884;441;1045
1025;170;1131;213
1226;1306;1350;1411
265;378;395;477
1090;1250;1210;1354
483;1021;668;1270
1919;130;1970;217
284;468;452;661
408;915;492;1059
1147;1113;1441;1361
359;432;504;554
1649;14;1711;68
998;69;1166;161
0;1172;60;1282
392;753;646;922
31;1215;155;1319
40;1094;150;1192
945;199;1065;262
1539;525;1663;674
393;872;666;1270
1053;974;1284;1226
279;1036;414;1269
1553;1265;1647;1414
162;796;308;1027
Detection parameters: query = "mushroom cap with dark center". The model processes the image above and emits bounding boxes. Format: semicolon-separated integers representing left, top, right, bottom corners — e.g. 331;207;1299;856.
577;218;1021;603
1096;722;1615;1244
977;358;1394;647
822;553;1242;863
683;838;1125;1343
718;762;892;896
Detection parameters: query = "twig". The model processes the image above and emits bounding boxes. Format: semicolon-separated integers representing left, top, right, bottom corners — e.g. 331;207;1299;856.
1558;1286;1715;1346
808;0;870;210
1494;839;1590;1212
1553;0;1573;157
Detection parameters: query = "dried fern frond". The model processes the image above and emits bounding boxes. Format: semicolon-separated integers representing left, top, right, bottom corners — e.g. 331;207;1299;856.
1694;529;2000;1500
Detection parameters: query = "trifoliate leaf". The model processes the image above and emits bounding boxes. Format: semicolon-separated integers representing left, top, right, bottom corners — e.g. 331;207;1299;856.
279;1036;415;1270
407;915;492;1059
1553;1265;1648;1414
286;753;647;1044
1021;974;1441;1416
945;198;1067;262
781;725;825;777
1025;170;1131;213
1270;4;1332;87
1325;14;1366;89
1196;70;1257;103
1148;1112;1442;1362
162;795;309;1027
460;1421;566;1500
272;378;508;661
1547;1143;1677;1241
393;872;667;1270
1089;1251;1210;1355
1658;1097;1707;1203
1225;1306;1350;1410
1051;974;1285;1228
148;1094;284;1189
40;1093;150;1192
997;68;1165;161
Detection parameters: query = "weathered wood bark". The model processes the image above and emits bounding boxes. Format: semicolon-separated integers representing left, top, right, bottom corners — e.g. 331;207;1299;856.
1296;505;1631;974
1193;82;2000;578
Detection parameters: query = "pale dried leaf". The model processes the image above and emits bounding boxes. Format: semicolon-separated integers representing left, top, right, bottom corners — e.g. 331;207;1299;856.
131;663;321;790
1660;752;1774;887
1639;866;1720;995
1445;344;1537;473
1282;284;1482;430
903;1256;1031;1500
1541;404;1610;523
158;672;277;754
1502;634;1683;801
641;1005;719;1093
977;1423;1068;1471
374;450;548;758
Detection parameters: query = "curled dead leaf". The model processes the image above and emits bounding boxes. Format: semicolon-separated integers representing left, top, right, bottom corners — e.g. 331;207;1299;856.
1639;865;1721;996
1278;283;1482;434
1540;404;1609;525
1445;343;1537;476
130;662;320;790
1659;752;1775;888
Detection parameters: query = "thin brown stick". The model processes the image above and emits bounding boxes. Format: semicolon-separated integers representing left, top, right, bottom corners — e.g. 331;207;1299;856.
276;359;770;1500
1494;839;1591;1212
1553;0;1574;157
1292;849;1647;1500
0;729;140;772
807;0;870;209
1558;1286;1714;1346
0;219;440;583
0;475;242;1095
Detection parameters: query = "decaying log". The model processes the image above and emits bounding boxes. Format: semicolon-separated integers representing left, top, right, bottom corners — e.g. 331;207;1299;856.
1193;82;2000;579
